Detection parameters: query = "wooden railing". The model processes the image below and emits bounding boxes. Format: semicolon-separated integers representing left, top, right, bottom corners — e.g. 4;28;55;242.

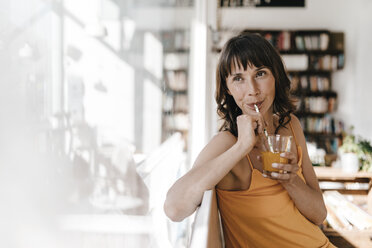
189;189;224;248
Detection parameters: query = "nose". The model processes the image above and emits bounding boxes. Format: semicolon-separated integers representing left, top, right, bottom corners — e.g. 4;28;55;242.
247;80;260;96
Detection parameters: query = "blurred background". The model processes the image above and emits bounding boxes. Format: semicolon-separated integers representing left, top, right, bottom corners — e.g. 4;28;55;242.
1;0;372;247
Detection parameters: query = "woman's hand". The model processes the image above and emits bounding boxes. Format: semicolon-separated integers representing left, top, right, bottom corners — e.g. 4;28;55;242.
262;152;299;184
236;113;265;153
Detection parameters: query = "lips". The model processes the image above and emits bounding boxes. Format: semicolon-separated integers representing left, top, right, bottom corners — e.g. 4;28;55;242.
246;101;264;110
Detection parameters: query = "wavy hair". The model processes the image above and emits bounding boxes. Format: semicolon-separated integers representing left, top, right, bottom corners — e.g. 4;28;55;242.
215;32;296;137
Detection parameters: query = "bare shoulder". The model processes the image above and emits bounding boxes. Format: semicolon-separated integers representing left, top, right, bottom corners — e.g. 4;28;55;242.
289;114;302;130
289;114;306;141
193;131;237;168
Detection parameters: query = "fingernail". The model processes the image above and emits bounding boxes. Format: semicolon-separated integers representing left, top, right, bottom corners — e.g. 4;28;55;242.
272;163;278;168
262;173;267;178
271;172;279;177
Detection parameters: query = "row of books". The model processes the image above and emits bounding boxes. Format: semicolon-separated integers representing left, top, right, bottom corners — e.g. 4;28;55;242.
242;31;331;51
308;137;340;156
295;33;330;51
165;70;188;91
220;0;256;7
214;30;344;56
309;54;344;70
298;115;343;134
264;31;291;51
163;93;188;113
283;54;344;71
164;113;189;131
290;75;331;92
164;53;188;70
161;30;190;52
298;96;337;113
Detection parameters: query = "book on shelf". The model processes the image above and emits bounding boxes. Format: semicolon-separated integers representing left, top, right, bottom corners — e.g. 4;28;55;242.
173;94;188;112
298;115;343;136
305;75;330;92
165;70;187;91
295;35;305;50
329;32;344;50
163;93;173;112
303;96;336;113
164;113;189;131
282;54;308;71
281;31;291;50
319;32;329;50
309;55;338;71
300;75;308;90
162;30;190;52
164;53;188;70
295;32;330;51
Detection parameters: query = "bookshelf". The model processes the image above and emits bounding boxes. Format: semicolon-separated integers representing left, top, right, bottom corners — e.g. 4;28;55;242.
161;30;190;148
212;29;345;160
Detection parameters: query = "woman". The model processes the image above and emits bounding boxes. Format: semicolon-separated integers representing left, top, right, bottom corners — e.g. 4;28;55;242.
164;33;335;247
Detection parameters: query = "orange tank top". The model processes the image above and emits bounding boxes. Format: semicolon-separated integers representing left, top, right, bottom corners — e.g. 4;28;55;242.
216;122;335;248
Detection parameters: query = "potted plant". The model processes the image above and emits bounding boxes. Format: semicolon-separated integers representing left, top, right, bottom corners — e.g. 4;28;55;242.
338;131;360;173
338;127;372;173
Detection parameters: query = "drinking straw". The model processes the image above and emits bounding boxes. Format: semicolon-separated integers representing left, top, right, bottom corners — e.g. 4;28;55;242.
254;104;274;152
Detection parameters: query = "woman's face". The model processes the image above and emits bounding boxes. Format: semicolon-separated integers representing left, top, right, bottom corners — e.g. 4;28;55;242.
226;63;275;117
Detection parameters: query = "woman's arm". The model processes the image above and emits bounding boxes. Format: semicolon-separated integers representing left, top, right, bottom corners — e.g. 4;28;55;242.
266;115;327;225
164;114;264;222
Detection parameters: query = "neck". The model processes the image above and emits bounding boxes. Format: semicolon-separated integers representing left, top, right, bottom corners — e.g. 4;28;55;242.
263;108;277;135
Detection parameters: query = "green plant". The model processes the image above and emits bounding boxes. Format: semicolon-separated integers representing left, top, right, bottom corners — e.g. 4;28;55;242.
338;134;360;154
338;127;372;172
358;139;372;172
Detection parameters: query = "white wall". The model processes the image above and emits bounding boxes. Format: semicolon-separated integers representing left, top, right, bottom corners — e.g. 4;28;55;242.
218;0;372;141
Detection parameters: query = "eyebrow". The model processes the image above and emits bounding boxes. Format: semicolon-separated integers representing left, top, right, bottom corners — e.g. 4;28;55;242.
230;66;267;76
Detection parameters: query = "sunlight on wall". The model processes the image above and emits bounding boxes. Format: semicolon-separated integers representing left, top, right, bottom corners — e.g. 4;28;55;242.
82;41;135;143
1;0;192;247
144;32;163;80
64;8;135;144
143;78;162;153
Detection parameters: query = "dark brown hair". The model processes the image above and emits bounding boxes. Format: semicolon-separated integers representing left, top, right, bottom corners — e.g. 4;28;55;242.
216;32;296;137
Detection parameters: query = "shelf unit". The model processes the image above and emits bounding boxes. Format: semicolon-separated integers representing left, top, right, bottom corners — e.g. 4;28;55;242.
213;29;345;158
160;30;190;148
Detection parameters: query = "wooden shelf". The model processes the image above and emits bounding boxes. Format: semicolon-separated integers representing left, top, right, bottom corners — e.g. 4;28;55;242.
163;110;188;115
304;132;342;138
295;111;329;117
164;49;189;53
293;90;337;97
279;49;344;55
288;70;332;74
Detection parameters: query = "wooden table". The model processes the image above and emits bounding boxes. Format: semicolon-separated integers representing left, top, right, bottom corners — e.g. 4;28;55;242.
314;167;372;215
314;167;372;248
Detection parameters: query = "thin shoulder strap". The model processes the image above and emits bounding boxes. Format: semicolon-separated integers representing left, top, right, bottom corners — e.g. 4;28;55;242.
246;154;254;170
289;120;303;167
289;121;299;147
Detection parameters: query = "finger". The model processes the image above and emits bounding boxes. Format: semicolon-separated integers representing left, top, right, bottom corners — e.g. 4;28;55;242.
280;152;297;164
270;172;291;180
272;163;299;173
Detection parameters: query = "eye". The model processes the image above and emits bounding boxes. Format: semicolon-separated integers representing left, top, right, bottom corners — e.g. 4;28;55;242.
233;76;243;82
256;70;267;78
